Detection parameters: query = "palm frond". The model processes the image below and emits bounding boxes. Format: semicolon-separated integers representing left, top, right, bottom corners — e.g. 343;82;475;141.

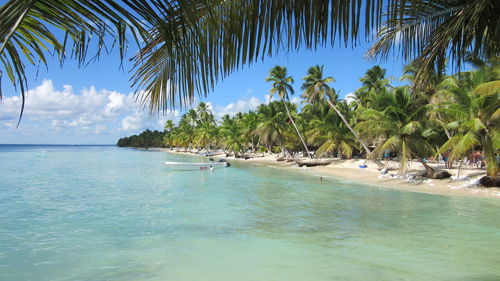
368;0;499;87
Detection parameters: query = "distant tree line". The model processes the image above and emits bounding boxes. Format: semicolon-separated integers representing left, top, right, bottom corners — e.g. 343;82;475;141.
116;129;165;148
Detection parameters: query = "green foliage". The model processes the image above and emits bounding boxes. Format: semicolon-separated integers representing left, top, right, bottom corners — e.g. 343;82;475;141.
117;130;165;148
114;62;499;181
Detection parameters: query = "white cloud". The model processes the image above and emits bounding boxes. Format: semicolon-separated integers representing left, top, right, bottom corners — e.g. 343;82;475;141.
264;94;274;104
121;112;142;131
290;96;301;105
344;92;356;103
212;96;262;118
0;79;172;135
0;80;303;144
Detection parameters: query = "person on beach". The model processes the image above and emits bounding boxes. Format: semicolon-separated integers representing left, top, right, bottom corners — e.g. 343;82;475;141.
473;151;482;169
442;152;450;169
383;150;391;166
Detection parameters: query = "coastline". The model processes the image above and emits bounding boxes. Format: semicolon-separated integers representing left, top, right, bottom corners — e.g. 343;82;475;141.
148;148;500;199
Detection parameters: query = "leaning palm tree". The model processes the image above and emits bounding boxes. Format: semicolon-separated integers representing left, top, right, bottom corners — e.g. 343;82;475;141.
301;65;373;158
265;65;311;158
3;0;496;124
356;87;439;177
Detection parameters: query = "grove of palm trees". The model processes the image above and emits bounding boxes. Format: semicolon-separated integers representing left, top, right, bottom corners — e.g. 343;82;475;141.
119;61;499;186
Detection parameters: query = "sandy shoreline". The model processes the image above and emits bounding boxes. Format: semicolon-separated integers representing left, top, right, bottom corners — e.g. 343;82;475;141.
147;148;500;199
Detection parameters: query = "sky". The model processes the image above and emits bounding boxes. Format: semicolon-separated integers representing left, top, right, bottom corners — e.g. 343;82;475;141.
0;26;408;144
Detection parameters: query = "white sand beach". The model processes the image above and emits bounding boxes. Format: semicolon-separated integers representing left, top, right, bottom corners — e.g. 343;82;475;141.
156;148;500;198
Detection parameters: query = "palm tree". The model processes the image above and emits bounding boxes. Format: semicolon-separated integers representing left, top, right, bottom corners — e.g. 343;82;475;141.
3;0;495;123
356;87;439;177
436;67;500;179
220;115;244;157
185;109;199;126
194;121;216;152
303;101;357;158
164;120;175;132
196;102;215;124
301;65;373;158
254;102;291;155
241;111;259;152
177;114;196;150
351;66;391;109
266;65;311;158
360;66;390;93
368;0;498;87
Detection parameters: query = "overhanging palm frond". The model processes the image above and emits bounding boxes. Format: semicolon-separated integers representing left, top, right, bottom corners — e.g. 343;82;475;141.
0;0;151;125
2;0;497;120
368;0;500;87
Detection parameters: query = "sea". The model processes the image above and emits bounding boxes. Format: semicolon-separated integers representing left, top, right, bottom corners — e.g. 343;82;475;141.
0;145;499;281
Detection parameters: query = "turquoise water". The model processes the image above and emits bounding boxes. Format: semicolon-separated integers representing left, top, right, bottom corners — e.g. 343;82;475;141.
0;145;499;281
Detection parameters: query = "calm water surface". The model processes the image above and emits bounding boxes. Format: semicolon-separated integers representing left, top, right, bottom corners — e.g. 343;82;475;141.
0;145;499;281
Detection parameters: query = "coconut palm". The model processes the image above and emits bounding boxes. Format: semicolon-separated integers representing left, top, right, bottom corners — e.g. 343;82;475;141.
301;65;373;158
254;102;292;155
4;0;495;124
303;101;357;158
220;115;244;157
266;65;311;158
241;111;259;152
368;0;499;87
356;87;437;177
401;61;456;140
185;109;199;126
196;102;215;124
177;113;196;150
351;66;391;109
164;120;175;132
360;66;390;93
436;67;500;179
194;121;216;151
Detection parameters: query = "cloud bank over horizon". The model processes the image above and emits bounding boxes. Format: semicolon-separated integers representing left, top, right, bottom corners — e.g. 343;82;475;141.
0;80;268;144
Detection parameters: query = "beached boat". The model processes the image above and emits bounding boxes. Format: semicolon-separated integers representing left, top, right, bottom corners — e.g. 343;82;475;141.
295;159;333;167
163;159;231;170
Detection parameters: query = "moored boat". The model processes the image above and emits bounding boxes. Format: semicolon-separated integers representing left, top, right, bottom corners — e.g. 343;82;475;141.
163;159;230;170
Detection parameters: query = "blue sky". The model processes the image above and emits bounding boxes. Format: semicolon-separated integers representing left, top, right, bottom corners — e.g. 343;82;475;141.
0;32;407;144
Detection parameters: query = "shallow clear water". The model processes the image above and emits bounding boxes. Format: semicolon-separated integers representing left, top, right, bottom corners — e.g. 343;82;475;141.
0;145;499;281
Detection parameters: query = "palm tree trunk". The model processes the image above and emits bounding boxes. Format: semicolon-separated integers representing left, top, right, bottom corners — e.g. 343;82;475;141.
326;100;372;156
437;113;452;139
282;101;312;159
417;158;435;178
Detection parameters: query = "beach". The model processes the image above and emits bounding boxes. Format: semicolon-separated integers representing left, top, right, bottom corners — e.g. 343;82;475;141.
157;148;500;198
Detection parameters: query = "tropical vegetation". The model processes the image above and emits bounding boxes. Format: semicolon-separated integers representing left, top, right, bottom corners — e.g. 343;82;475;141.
118;62;499;184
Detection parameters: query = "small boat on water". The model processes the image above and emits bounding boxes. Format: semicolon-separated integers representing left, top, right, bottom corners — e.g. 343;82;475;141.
163;159;231;170
194;152;225;157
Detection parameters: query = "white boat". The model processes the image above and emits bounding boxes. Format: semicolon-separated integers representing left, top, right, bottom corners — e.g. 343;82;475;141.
163;160;230;170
